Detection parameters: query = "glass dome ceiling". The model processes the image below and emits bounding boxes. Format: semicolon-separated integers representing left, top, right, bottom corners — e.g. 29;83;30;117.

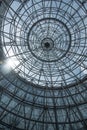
0;0;87;130
1;0;87;88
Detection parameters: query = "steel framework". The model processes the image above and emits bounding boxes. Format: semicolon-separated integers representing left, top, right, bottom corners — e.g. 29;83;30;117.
0;0;87;130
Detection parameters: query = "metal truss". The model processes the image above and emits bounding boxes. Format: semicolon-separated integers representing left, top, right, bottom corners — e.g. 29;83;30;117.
0;0;87;130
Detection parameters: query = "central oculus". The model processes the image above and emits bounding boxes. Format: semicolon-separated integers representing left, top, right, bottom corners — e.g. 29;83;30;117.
41;38;54;51
45;42;50;48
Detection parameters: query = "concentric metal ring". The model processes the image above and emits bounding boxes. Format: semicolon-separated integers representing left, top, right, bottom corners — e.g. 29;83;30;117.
27;18;71;62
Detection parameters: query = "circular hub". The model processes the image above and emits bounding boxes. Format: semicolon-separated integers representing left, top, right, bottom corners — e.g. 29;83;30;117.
41;38;54;51
45;43;50;48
